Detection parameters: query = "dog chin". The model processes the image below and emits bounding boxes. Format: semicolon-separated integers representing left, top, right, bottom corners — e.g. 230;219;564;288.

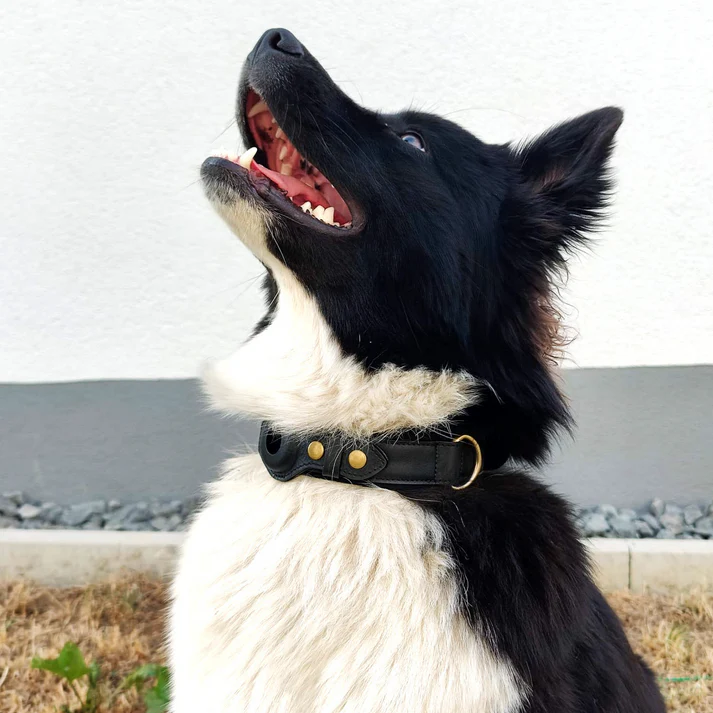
207;192;276;264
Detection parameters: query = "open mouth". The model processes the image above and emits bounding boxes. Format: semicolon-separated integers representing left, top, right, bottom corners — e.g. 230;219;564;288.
214;90;353;230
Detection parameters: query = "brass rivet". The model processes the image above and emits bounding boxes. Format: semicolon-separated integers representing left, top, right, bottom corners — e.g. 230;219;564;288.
307;441;324;460
348;449;367;469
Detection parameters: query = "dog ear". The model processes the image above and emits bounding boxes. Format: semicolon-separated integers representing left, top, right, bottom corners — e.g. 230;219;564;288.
514;107;623;258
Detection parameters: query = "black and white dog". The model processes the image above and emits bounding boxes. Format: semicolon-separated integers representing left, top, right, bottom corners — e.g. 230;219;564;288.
170;28;666;713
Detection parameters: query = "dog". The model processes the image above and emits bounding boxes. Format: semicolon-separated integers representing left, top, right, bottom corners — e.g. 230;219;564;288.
169;28;666;713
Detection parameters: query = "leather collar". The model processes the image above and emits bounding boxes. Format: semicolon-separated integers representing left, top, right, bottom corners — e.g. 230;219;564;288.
258;421;483;490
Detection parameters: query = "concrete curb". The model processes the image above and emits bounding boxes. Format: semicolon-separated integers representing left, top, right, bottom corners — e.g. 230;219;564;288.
1;530;712;591
0;529;182;586
586;538;713;592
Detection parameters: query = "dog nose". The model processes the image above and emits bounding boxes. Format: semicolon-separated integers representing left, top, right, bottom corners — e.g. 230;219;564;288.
254;28;304;59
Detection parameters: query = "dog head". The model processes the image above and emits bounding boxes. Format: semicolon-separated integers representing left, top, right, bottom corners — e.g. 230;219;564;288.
201;28;622;467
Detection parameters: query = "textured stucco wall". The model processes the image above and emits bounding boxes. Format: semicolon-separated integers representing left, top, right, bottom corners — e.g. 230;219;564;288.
1;1;712;383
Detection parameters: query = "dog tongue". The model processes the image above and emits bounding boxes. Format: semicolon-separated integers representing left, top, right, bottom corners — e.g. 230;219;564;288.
252;161;351;221
254;162;322;203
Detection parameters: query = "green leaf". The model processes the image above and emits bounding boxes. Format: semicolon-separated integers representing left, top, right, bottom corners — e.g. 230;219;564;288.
31;642;91;683
121;663;170;711
121;663;164;692
87;660;101;687
131;663;164;681
143;666;170;713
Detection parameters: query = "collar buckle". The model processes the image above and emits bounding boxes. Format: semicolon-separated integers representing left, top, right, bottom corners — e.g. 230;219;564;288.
450;435;483;490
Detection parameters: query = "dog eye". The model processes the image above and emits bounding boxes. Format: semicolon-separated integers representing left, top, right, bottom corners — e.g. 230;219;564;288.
400;133;425;151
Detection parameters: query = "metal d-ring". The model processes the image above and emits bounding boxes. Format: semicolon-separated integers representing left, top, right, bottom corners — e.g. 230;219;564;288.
451;434;483;490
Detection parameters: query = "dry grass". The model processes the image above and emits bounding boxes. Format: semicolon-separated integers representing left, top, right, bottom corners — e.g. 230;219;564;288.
609;588;713;712
0;576;711;712
0;576;167;713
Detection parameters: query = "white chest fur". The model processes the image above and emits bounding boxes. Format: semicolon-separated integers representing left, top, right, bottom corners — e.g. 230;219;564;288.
169;454;524;713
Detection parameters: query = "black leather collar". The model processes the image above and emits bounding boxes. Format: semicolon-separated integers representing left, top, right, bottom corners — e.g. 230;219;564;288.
257;421;482;490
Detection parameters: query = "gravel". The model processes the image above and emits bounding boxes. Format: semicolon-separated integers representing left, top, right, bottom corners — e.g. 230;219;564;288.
1;491;712;538
0;491;202;532
574;499;713;539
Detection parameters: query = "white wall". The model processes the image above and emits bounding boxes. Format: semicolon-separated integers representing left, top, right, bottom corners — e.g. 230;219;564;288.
1;0;712;383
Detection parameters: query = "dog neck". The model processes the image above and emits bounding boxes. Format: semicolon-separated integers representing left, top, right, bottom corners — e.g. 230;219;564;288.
201;262;478;438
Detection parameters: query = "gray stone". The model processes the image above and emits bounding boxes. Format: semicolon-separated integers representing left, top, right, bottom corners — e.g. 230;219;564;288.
634;519;655;538
649;498;665;518
166;513;183;530
20;519;50;529
61;501;106;527
658;512;684;535
581;512;610;537
618;508;637;520
150;516;171;531
0;496;19;517
107;499;122;511
656;528;676;539
18;503;42;520
103;504;135;530
106;502;151;528
41;504;64;525
683;504;704;526
596;504;618;519
119;521;153;531
639;513;660;532
0;515;19;528
694;517;713;538
150;500;182;518
81;515;105;530
3;491;28;506
664;503;683;517
609;516;638;538
130;502;152;523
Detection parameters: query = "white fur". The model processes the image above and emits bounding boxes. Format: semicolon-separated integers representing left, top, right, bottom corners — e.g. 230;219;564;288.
169;193;524;712
202;261;477;437
170;455;524;713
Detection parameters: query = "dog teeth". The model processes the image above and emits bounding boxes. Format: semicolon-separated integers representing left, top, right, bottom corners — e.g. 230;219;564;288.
275;127;285;140
278;145;289;161
297;201;342;226
247;100;268;118
238;146;258;169
280;163;293;176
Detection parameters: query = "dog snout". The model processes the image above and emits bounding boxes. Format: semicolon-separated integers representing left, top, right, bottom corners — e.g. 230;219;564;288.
252;28;305;61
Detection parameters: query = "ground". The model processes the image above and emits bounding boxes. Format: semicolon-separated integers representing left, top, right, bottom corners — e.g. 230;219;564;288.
0;576;711;712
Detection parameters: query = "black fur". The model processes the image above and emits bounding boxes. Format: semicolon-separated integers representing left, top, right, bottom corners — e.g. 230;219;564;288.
202;28;665;712
412;476;665;711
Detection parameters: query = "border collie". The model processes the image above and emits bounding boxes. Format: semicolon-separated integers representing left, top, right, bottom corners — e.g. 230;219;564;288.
170;28;666;713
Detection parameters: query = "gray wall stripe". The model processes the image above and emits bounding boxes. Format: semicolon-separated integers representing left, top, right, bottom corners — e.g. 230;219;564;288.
0;365;710;507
